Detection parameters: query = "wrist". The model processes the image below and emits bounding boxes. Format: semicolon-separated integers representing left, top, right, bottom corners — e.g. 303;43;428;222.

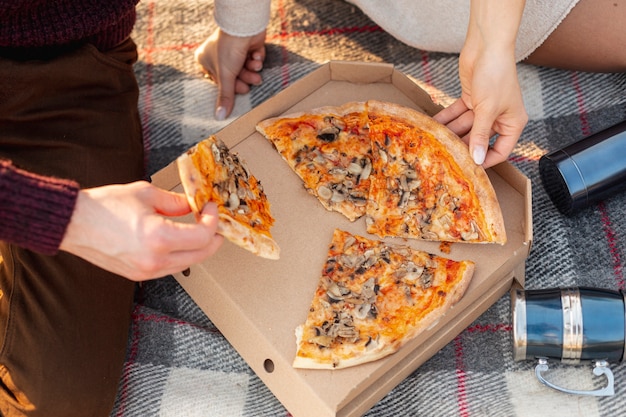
214;0;271;37
466;0;525;53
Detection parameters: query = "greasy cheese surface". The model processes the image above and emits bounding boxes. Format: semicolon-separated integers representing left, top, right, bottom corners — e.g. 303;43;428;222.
295;229;472;368
261;112;371;221
366;114;488;242
191;138;275;237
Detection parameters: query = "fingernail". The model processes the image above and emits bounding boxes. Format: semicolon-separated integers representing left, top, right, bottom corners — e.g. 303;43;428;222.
215;106;227;121
472;145;486;165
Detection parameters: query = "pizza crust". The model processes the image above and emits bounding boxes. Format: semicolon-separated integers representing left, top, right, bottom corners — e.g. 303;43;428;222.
257;100;506;245
366;100;507;244
177;138;280;260
293;229;475;370
293;324;398;369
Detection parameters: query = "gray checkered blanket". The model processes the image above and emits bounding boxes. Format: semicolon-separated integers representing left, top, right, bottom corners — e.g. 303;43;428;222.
111;1;626;416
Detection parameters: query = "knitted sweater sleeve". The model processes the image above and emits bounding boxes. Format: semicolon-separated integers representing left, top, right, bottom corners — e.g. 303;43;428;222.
0;159;79;255
214;0;271;37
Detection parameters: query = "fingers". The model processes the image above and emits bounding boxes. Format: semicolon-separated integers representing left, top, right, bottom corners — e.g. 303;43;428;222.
482;132;518;168
435;99;521;168
157;202;221;251
217;55;265;119
433;98;469;125
245;47;265;72
435;100;491;165
215;69;238;121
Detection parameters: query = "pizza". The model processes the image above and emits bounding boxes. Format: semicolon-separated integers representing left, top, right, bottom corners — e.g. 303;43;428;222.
293;229;475;369
365;100;506;244
256;100;506;244
256;102;371;221
177;135;280;260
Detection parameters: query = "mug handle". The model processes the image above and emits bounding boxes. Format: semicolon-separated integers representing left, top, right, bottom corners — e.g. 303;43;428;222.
535;358;615;396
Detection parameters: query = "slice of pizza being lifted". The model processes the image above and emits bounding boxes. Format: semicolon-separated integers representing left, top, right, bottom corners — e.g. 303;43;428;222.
177;135;280;260
293;229;475;369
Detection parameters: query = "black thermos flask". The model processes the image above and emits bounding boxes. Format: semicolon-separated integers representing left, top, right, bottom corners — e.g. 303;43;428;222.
539;120;626;215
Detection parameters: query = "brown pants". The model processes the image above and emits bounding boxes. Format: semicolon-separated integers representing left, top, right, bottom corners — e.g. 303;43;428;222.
0;39;145;416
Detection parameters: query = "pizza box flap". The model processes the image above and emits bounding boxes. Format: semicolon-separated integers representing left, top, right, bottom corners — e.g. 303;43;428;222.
152;61;532;417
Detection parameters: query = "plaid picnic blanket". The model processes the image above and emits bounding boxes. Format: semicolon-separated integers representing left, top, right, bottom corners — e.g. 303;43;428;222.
111;1;626;416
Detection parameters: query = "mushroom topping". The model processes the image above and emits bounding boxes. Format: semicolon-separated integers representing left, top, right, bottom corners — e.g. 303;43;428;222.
317;185;333;201
226;192;240;211
311;310;359;347
398;191;411;208
343;235;357;251
361;277;377;300
365;334;380;350
211;142;222;161
309;334;334;348
460;220;482;241
317;125;341;142
378;148;388;164
330;190;346;203
403;261;425;282
327;282;351;302
347;162;363;176
360;158;372;181
349;195;368;207
420;272;433;289
354;303;372;320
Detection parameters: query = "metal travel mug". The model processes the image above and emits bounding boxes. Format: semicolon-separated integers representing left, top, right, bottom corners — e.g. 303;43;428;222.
539;120;626;215
511;287;626;396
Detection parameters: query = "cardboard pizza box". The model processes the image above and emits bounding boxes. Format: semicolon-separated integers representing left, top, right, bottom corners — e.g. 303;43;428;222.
152;61;533;417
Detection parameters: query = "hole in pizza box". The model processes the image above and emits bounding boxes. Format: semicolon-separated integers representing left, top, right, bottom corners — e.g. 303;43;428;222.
264;358;275;373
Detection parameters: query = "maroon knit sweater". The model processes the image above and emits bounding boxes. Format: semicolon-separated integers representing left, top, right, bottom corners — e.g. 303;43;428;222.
0;0;139;255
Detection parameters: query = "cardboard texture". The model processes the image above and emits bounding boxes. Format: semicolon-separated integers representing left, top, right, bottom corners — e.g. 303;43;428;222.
152;62;533;417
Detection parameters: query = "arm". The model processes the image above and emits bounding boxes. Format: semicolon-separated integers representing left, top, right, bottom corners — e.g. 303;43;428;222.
0;159;79;255
60;181;223;281
195;0;271;120
1;160;223;281
434;0;528;168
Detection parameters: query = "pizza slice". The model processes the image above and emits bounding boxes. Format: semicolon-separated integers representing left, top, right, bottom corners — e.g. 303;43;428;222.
365;100;507;244
177;135;280;259
293;229;475;369
256;102;371;221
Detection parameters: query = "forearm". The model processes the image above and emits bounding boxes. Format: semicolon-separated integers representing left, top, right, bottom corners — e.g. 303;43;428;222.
214;0;271;37
0;159;79;255
466;0;526;54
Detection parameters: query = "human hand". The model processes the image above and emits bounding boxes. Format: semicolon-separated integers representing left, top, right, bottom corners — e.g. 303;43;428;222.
434;0;528;168
195;28;267;120
434;47;527;168
59;181;224;281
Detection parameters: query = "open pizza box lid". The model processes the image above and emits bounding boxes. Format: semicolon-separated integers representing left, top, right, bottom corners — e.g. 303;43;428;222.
152;61;533;417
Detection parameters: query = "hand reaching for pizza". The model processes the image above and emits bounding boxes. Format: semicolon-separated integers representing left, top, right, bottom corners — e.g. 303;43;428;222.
195;28;266;121
434;0;528;169
59;181;224;281
434;47;528;169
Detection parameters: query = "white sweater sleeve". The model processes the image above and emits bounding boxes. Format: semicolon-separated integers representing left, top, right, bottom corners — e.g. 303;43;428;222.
214;0;271;37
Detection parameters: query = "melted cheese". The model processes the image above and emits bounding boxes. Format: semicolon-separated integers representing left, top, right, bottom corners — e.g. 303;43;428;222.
294;229;473;369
